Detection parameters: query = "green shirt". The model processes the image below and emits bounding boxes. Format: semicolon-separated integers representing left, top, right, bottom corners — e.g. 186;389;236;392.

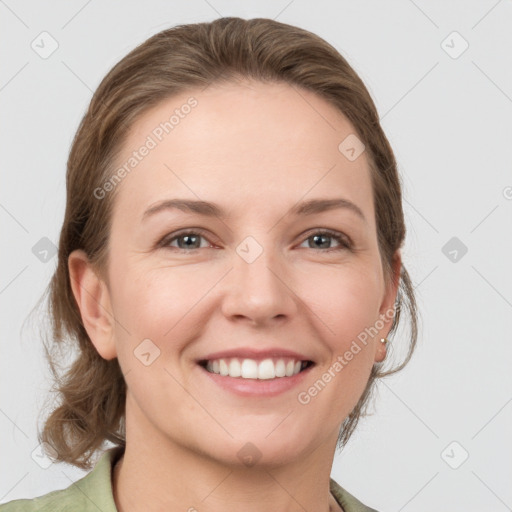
0;447;378;511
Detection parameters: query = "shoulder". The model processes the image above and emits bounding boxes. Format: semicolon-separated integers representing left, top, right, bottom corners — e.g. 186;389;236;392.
330;477;380;512
0;487;91;512
0;446;124;512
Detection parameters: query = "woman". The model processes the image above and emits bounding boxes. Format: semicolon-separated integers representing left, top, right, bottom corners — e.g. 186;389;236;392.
1;17;417;512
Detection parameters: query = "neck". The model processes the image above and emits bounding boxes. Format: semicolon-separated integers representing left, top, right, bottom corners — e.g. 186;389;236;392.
112;395;344;512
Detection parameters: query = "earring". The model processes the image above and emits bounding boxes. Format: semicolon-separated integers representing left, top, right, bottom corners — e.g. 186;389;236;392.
380;337;389;345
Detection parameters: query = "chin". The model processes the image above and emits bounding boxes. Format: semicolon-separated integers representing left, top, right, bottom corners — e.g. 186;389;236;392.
193;431;311;469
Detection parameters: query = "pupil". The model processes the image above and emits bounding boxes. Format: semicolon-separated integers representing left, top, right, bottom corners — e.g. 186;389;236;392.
180;235;198;249
313;234;329;249
178;234;331;250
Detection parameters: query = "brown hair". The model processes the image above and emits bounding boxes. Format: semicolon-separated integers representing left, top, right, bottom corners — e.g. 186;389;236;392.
37;17;418;470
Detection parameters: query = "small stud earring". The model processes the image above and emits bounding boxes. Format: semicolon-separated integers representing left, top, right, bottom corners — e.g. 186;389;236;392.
380;337;389;345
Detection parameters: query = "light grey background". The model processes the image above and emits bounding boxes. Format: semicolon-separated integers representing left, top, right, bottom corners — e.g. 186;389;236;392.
1;1;511;511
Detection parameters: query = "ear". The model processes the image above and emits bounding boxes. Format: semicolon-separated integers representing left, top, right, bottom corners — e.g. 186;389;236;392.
374;250;401;363
68;249;117;360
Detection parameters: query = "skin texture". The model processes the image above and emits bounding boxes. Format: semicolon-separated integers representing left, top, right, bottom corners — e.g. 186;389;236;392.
69;80;400;512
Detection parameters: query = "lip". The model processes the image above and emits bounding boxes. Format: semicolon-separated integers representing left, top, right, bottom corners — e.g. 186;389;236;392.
196;347;314;364
197;362;315;397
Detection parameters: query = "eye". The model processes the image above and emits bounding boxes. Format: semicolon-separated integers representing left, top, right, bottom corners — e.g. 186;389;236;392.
159;229;213;252
298;230;352;252
157;228;352;253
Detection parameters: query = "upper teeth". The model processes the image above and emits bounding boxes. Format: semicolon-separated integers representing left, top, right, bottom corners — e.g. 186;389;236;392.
205;358;306;379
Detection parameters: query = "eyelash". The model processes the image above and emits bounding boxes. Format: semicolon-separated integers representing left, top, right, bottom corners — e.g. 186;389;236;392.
157;228;353;253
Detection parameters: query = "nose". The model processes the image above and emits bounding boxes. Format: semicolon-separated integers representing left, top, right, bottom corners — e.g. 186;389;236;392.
220;241;297;326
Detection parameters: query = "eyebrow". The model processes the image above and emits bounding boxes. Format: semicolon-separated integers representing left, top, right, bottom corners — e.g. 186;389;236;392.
142;197;366;223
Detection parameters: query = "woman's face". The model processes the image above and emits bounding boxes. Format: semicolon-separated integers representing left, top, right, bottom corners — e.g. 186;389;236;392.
89;80;399;465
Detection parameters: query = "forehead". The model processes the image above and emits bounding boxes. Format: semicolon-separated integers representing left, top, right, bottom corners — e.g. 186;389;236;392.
110;80;374;227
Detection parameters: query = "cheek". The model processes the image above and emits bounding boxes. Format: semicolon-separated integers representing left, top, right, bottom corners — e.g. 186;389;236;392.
108;266;208;408
109;247;384;365
303;265;381;405
111;255;383;337
305;262;383;343
109;262;215;349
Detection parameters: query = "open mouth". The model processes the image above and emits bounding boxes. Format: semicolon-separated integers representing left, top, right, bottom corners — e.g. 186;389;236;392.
198;358;315;380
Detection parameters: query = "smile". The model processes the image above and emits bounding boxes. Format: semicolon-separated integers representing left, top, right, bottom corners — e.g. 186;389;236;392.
199;357;314;380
